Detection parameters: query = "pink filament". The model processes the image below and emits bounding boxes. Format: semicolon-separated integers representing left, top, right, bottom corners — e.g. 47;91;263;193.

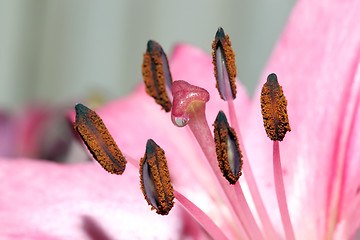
227;99;279;239
273;141;295;240
174;190;230;240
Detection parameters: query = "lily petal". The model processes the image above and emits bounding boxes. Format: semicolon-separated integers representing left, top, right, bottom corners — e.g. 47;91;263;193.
245;0;360;239
0;158;182;239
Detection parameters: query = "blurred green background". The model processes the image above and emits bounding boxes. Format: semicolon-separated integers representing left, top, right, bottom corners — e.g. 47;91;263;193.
0;0;296;110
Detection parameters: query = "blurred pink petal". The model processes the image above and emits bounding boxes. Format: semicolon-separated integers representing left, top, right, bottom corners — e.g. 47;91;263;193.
0;105;75;162
0;158;182;239
17;105;74;161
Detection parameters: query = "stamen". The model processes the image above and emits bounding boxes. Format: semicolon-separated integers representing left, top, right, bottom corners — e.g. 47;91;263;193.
260;73;291;141
142;40;173;112
260;75;294;239
140;139;175;215
212;27;237;100
125;152;234;238
213;111;243;184
74;104;126;175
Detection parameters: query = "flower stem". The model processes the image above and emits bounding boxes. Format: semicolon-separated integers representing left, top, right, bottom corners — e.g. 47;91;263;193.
273;141;295;240
187;102;264;240
228;100;279;239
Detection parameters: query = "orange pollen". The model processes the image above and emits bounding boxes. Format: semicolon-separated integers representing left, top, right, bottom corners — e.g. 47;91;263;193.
74;104;126;175
142;40;172;112
140;139;175;215
260;73;291;141
212;27;237;100
213;111;243;184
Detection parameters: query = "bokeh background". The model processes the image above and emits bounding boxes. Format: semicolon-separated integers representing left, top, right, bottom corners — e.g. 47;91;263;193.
0;0;296;110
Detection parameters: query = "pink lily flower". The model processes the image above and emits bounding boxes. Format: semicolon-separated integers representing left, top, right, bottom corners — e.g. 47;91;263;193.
1;0;360;239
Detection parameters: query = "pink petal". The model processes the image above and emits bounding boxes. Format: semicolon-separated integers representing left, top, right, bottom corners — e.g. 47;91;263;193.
245;0;360;238
0;158;182;239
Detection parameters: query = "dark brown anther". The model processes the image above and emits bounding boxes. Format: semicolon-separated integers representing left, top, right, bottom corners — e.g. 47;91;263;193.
74;104;126;174
142;40;173;112
213;111;243;184
260;73;291;141
140;139;175;215
212;27;237;100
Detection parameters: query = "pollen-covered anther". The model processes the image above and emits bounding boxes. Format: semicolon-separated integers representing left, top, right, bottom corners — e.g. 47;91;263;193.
74;104;127;174
260;73;291;141
213;111;243;184
212;27;237;100
142;40;173;112
140;139;175;215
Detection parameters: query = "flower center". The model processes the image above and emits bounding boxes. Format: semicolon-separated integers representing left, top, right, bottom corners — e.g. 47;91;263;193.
73;27;297;240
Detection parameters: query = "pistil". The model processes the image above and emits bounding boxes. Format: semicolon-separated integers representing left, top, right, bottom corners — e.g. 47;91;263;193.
171;80;264;240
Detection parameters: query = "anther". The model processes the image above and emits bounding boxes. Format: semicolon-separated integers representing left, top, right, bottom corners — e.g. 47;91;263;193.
260;73;291;141
212;27;237;100
140;139;175;215
213;111;243;184
142;40;173;112
74;104;127;174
